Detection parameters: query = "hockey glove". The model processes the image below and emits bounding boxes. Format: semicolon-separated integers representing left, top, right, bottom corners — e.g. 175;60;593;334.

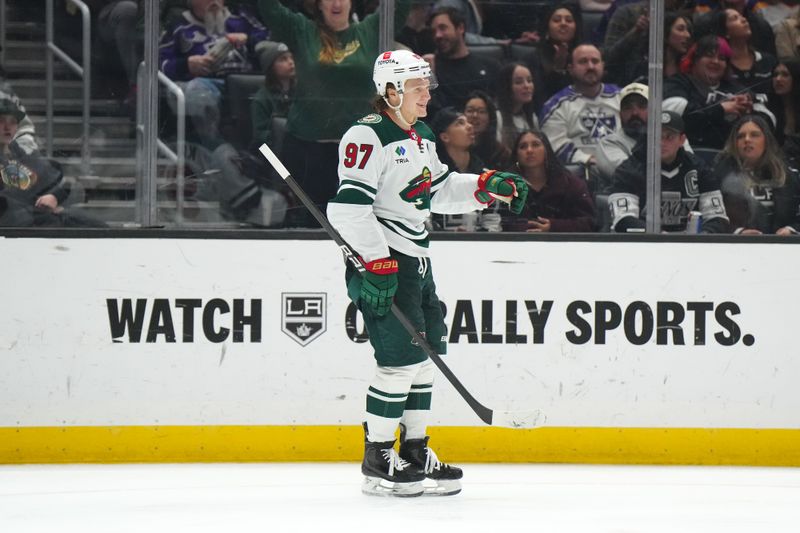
475;170;529;214
360;257;399;317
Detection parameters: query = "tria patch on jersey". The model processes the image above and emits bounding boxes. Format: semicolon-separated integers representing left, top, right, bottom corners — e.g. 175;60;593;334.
394;145;410;164
358;113;383;124
399;167;432;211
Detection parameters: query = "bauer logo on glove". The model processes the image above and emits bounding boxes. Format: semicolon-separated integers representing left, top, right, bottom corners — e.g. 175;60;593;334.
475;170;529;214
359;256;399;317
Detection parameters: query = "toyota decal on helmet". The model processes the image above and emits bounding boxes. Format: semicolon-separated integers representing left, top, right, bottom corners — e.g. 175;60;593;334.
373;50;437;97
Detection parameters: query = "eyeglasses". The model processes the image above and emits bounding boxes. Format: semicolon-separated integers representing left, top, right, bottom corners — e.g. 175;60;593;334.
464;107;489;115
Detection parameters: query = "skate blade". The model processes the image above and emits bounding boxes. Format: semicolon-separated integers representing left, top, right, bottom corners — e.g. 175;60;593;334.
422;478;461;496
361;476;424;497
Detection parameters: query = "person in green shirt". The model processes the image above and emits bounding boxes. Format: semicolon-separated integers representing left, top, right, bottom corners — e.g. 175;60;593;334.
251;41;296;151
258;0;411;225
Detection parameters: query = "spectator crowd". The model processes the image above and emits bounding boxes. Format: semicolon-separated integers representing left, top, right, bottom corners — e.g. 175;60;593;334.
3;0;800;234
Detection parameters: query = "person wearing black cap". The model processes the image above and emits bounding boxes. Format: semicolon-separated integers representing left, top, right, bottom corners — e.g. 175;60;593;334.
0;83;38;155
0;99;103;227
0;99;26;143
429;106;486;230
608;110;730;233
430;107;485;174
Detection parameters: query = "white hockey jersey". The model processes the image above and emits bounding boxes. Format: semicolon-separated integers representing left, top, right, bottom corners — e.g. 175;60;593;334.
540;84;621;165
327;113;487;260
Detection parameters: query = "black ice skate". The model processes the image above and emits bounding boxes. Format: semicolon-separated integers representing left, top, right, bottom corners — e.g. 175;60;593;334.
361;423;425;497
399;425;463;496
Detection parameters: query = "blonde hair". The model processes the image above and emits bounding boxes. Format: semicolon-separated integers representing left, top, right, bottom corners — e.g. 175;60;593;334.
317;26;339;64
314;0;350;64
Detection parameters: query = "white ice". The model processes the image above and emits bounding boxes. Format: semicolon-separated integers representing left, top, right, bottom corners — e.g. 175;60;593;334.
1;463;799;532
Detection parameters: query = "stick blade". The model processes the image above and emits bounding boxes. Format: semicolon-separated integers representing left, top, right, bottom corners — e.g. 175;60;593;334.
258;143;291;180
490;409;546;429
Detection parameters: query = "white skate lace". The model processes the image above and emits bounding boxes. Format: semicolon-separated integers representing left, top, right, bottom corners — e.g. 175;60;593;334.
382;448;411;476
424;447;444;474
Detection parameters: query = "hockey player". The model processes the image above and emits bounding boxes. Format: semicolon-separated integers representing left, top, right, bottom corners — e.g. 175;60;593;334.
608;110;730;233
327;50;528;497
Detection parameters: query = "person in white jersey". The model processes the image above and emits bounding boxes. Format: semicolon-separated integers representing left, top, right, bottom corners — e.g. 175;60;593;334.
327;49;528;497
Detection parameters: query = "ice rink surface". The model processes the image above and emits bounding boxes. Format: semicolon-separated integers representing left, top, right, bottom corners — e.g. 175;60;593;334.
1;463;798;532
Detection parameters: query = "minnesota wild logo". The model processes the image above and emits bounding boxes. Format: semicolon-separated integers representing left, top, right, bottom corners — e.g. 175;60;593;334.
0;161;35;190
358;113;382;124
325;40;361;64
399;167;431;210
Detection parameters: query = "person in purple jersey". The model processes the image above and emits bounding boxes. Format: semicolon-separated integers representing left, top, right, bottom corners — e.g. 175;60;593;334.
159;0;272;147
539;44;621;168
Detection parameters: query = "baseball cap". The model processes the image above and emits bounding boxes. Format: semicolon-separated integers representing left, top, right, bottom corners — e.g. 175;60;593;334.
620;82;649;102
661;110;685;134
0;98;25;121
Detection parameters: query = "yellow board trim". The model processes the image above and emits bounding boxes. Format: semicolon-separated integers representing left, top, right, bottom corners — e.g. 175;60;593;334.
2;426;800;466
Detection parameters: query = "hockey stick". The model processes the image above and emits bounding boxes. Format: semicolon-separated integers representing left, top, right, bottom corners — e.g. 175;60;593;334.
259;143;544;429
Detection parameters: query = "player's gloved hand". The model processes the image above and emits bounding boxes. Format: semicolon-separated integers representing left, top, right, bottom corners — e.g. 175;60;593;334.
360;257;399;317
475;170;529;214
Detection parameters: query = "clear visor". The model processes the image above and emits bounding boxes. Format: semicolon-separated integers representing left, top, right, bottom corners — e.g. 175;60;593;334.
400;73;438;95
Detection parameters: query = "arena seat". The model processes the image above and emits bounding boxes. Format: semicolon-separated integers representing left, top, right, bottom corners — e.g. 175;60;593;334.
691;147;722;167
594;193;611;233
564;163;587;181
581;10;605;44
509;44;537;65
224;73;265;149
467;44;507;64
270;116;288;155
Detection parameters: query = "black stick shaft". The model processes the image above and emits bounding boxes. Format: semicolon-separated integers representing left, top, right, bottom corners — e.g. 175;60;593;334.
259;144;494;426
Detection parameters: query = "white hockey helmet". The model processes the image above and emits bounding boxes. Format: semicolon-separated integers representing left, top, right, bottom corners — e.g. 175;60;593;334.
373;50;437;97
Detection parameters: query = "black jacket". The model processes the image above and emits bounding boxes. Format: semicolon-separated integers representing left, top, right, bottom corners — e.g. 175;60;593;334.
713;154;800;234
429;53;501;119
0;140;67;225
608;144;730;233
663;74;774;150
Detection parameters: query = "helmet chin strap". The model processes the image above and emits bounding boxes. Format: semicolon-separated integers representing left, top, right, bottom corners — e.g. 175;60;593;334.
382;92;417;130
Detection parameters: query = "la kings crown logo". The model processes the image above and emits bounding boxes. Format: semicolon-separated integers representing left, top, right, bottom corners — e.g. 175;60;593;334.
579;106;617;143
281;293;327;346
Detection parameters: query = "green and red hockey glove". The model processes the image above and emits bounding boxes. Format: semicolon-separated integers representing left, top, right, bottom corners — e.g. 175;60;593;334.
360;257;399;317
475;170;529;214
